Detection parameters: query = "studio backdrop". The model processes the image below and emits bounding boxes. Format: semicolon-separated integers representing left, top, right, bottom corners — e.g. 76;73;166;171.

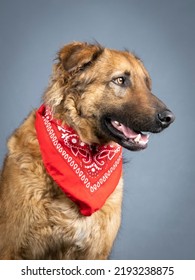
0;0;194;259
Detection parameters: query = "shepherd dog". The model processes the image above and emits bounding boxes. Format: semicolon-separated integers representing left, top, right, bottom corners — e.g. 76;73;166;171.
0;42;175;259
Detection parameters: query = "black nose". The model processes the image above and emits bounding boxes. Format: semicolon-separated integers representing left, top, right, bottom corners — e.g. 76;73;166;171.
157;110;175;128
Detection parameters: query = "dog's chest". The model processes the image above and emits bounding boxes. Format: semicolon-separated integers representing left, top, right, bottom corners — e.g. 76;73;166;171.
41;182;123;259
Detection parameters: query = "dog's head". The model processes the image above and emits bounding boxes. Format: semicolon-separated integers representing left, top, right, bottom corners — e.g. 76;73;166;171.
43;42;175;151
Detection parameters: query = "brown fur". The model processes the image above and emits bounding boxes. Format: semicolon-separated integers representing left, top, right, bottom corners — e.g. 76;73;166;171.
0;42;174;259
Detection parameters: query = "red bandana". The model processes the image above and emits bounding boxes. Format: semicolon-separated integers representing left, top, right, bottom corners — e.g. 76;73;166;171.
35;105;122;216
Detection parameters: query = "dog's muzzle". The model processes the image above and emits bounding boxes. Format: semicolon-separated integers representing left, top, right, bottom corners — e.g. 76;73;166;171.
101;107;175;151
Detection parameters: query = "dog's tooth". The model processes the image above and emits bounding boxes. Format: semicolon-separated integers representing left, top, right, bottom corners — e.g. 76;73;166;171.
114;121;120;126
134;134;141;143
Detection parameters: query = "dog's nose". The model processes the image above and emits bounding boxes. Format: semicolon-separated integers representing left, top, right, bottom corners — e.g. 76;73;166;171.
157;110;175;128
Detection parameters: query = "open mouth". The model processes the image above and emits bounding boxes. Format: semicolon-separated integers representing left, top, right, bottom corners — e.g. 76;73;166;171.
104;118;150;151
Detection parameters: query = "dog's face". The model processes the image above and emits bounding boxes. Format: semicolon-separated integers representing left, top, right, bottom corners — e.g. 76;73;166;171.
44;42;175;151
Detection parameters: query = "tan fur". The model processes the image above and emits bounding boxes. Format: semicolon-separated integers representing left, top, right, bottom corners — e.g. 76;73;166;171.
0;42;173;259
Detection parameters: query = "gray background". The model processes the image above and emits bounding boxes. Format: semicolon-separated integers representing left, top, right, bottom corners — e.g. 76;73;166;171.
0;0;194;260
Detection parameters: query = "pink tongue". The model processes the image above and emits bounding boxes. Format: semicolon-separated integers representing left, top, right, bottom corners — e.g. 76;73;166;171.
111;121;149;143
111;121;139;139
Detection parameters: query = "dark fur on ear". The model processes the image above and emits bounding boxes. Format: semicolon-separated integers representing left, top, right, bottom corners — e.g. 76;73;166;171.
58;42;104;73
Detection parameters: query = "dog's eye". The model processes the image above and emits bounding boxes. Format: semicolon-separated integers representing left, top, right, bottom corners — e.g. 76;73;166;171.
113;77;126;86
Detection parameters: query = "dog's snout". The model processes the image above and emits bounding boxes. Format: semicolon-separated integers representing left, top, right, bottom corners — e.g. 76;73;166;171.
157;110;175;128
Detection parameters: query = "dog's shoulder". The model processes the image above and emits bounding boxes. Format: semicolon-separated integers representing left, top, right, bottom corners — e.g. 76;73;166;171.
7;110;40;157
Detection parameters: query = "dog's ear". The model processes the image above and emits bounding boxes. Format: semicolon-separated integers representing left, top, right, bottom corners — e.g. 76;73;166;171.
58;42;104;73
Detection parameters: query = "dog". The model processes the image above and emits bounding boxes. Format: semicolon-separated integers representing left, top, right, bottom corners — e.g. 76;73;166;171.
0;42;175;259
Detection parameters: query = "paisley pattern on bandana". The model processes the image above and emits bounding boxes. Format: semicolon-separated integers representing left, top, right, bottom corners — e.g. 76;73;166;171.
35;105;122;216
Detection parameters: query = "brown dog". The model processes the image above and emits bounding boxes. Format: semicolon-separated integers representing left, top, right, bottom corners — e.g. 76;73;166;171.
0;42;174;259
